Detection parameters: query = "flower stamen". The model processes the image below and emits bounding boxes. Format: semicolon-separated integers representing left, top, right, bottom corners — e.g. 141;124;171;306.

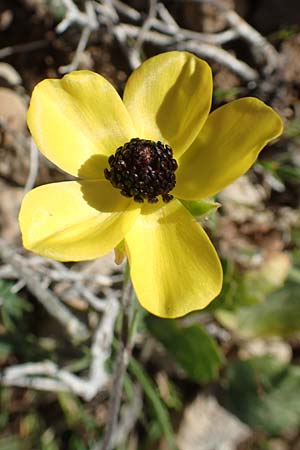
104;138;178;203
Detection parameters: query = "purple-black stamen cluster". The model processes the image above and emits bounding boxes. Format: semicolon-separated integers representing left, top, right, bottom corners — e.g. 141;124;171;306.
104;138;178;204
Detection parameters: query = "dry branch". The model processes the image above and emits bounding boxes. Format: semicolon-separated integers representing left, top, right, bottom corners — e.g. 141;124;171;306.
0;240;90;342
0;296;119;401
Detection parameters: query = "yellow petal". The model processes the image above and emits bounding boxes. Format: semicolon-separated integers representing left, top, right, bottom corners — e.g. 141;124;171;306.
19;180;140;261
123;51;212;158
27;71;136;178
174;97;283;200
125;200;222;318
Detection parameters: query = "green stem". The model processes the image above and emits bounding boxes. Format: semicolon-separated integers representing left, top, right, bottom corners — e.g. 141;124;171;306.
100;264;133;450
129;358;179;450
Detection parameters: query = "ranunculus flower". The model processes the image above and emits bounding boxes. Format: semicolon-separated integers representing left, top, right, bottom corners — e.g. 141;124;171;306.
19;52;283;318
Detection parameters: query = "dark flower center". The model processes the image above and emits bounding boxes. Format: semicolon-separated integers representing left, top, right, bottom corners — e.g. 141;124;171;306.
104;138;178;204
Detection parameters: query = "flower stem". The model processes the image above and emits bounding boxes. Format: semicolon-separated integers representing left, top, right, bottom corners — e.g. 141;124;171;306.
100;265;133;450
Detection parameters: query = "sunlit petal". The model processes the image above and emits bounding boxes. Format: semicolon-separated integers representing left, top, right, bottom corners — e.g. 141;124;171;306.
19;180;140;261
125;200;222;318
27;71;136;178
123;51;212;158
174;97;283;200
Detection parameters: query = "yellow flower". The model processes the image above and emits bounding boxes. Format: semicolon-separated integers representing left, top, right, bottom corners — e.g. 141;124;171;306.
19;52;283;318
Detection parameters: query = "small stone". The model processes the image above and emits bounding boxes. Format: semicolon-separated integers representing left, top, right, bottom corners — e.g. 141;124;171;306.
0;87;27;132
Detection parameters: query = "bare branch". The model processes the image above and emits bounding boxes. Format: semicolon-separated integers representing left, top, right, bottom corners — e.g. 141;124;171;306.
157;2;179;30
57;1;98;73
154;4;238;45
24;139;39;194
59;26;92;73
0;295;119;401
191;0;279;74
113;384;143;447
88;294;120;398
178;40;258;81
133;0;158;55
224;9;279;74
111;0;141;21
97;0;141;69
93;384;143;450
0;41;47;59
0;240;90;342
0;250;121;313
56;0;89;33
99;278;134;450
117;22;238;46
1;374;69;392
116;23;174;47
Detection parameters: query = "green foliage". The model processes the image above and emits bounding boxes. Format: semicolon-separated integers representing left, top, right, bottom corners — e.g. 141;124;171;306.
146;317;223;383
261;160;300;182
213;254;291;315
41;429;60;450
161;377;182;411
180;199;220;218
228;281;300;338
46;0;66;19
0;335;14;357
129;357;178;450
0;280;32;331
269;25;300;41
285;118;300;138
0;390;10;431
220;356;300;434
213;87;242;105
276;164;300;182
212;253;299;339
66;436;88;450
216;263;300;338
58;392;97;431
213;261;258;312
0;436;31;450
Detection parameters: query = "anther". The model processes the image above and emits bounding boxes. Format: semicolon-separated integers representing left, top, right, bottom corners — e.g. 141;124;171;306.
104;138;178;204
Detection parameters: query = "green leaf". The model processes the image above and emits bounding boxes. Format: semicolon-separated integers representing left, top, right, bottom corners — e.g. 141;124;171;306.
269;25;300;42
213;86;242;104
220;356;300;434
129;357;178;450
0;436;30;450
0;335;14;357
146;317;223;383
260;159;300;182
180;199;220;218
46;0;66;20
0;280;32;331
284;118;300;138
217;281;300;338
41;429;60;450
58;392;97;431
67;436;88;450
212;254;290;318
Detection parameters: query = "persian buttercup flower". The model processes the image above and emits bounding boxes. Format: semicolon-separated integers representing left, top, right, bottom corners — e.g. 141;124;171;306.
19;52;283;318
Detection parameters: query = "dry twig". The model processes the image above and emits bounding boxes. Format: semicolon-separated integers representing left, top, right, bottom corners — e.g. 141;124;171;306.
191;0;279;74
57;0;98;73
99;278;134;450
0;295;119;401
178;40;258;81
132;0;158;56
0;240;90;342
55;0;264;80
24;139;39;193
0;40;47;59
